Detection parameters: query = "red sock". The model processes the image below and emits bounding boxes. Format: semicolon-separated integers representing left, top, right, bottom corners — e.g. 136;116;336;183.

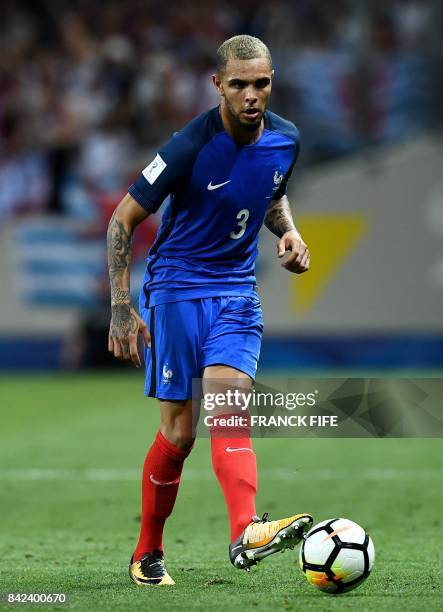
211;417;257;542
133;430;192;561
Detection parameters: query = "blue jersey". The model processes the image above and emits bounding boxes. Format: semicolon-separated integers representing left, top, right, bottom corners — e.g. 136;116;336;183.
129;106;300;308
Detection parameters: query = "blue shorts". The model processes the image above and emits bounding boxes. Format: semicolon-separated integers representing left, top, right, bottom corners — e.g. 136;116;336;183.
140;296;263;400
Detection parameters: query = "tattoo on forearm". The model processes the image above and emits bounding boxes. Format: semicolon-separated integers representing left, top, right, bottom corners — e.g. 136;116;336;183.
107;211;135;345
107;211;132;284
111;287;130;305
264;197;296;238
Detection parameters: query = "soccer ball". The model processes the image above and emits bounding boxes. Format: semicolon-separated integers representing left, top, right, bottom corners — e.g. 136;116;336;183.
299;518;375;594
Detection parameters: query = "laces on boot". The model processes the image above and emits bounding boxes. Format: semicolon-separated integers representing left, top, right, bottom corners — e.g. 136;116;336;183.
139;550;165;577
252;512;269;524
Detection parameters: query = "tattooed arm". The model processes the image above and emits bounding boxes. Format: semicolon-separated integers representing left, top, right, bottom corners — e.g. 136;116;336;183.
264;195;310;274
264;194;296;237
107;193;151;366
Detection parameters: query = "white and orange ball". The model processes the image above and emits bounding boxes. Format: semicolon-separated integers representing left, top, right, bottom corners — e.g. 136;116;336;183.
299;518;375;594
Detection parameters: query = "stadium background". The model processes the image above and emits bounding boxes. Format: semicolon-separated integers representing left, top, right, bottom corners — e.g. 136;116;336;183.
1;1;442;610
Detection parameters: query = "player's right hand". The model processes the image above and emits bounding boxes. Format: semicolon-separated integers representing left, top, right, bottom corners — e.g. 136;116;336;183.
108;305;151;368
277;230;310;274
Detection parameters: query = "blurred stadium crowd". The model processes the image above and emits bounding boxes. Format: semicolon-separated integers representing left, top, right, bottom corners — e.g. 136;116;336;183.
0;0;440;224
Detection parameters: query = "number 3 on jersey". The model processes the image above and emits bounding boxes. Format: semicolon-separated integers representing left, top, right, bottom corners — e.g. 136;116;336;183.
230;208;250;240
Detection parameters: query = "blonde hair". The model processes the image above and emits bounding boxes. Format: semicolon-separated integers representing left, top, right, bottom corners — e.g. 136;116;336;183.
216;35;272;74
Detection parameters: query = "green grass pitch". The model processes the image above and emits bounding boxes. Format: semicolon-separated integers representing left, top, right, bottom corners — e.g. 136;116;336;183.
0;373;442;611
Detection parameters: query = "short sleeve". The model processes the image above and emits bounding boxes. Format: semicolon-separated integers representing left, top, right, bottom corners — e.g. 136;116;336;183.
128;132;196;213
272;140;300;201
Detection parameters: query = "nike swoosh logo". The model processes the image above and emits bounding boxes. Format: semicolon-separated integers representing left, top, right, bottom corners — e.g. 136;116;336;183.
225;447;253;453
231;544;243;551
150;474;180;487
321;525;352;543
207;180;231;191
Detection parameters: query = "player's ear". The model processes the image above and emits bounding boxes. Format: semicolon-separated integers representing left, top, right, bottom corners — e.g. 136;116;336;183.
212;73;224;96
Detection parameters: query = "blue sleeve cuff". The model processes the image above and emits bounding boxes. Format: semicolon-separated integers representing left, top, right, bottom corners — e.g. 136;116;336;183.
128;183;159;214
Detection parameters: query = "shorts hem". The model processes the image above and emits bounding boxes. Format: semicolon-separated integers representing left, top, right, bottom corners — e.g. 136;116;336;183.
145;390;193;401
201;361;257;382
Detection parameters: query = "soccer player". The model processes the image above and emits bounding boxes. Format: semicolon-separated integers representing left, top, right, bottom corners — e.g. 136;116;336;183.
107;35;312;586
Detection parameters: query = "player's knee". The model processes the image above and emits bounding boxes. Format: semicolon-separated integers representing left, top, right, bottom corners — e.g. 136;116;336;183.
160;422;194;451
159;400;194;450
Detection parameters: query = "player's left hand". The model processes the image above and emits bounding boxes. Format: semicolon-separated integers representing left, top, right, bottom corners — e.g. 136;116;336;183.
277;230;310;274
108;305;151;368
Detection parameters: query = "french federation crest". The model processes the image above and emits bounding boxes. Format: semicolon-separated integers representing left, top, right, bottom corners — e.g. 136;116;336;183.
273;170;284;191
162;364;173;384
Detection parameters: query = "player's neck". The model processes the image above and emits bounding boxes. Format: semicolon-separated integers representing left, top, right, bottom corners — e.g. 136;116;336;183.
219;103;264;146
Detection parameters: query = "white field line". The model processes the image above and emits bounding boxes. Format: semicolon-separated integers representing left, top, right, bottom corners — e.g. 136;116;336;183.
0;468;442;482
